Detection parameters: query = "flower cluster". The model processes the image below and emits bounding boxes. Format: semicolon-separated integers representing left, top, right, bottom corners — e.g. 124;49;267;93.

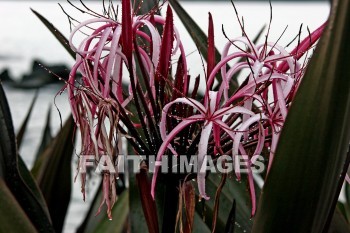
67;0;324;219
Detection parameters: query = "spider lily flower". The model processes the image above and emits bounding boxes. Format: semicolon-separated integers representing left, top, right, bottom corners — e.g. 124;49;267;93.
151;88;269;215
151;90;259;200
151;20;324;216
67;1;185;219
67;0;326;220
207;22;325;173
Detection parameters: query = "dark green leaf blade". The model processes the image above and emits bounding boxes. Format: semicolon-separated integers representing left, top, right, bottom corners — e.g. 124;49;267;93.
93;190;129;233
345;183;350;222
201;173;254;233
225;199;236;233
18;155;50;218
31;116;75;233
34;106;52;161
31;9;75;59
76;181;103;233
17;90;38;149
77;187;129;233
329;206;350;233
0;83;16;179
192;212;211;233
252;0;350;232
0;83;54;232
0;178;37;233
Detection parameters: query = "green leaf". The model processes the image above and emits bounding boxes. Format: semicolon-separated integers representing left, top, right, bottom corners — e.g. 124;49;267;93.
337;202;348;222
16;90;38;149
329;206;350;233
31;116;75;233
0;83;54;232
192;212;211;233
0;178;37;233
345;183;350;222
76;181;103;233
225;200;236;233
0;83;16;179
198;173;254;233
252;0;350;232
93;190;129;233
31;9;75;59
77;187;129;233
18;155;50;217
34;106;52;161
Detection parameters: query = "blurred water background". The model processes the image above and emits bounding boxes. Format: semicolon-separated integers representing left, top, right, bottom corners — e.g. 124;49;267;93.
0;1;329;232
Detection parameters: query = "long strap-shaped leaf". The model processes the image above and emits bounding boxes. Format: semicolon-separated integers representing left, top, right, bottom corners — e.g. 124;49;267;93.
0;178;37;233
77;187;129;233
252;0;350;232
31;116;75;233
32;9;75;59
0;83;54;232
16;90;38;149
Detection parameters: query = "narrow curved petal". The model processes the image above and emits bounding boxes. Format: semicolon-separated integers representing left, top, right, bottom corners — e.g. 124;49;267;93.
197;121;213;200
151;116;202;199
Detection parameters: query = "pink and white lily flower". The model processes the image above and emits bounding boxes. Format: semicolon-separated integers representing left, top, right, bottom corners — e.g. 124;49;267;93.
151;89;266;203
151;21;325;216
67;3;185;219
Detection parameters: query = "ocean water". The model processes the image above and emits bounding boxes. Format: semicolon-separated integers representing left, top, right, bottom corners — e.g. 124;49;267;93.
0;1;329;232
